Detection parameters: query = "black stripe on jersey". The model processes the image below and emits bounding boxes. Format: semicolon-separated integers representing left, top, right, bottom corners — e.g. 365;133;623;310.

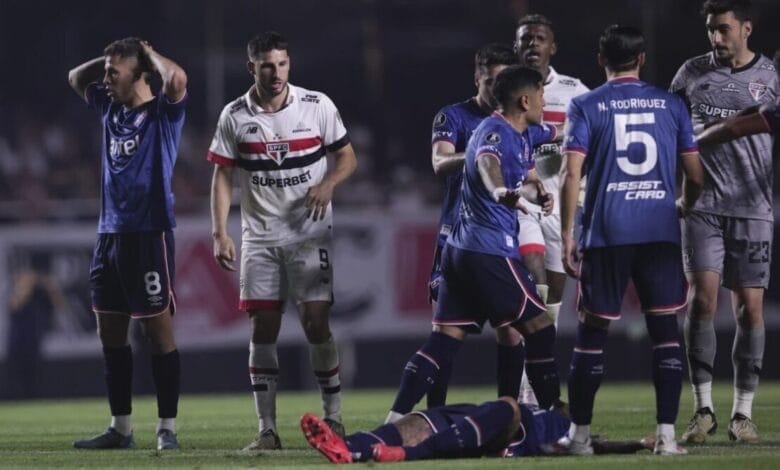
325;134;351;153
236;146;325;171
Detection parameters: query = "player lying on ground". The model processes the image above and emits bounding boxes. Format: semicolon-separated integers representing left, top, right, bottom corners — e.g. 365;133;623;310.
302;397;656;463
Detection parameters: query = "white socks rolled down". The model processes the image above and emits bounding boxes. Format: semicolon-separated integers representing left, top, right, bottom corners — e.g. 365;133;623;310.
310;336;342;422
249;342;279;433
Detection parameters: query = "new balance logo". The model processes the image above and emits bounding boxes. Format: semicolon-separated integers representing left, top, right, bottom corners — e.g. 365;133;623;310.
247;126;259;134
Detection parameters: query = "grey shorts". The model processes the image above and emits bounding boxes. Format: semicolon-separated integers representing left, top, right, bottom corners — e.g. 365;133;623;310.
682;211;772;289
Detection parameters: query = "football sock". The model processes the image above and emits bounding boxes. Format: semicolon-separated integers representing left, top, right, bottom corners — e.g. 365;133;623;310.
403;400;515;460
249;342;278;432
547;302;561;326
519;372;538;406
426;357;452;409
645;313;683;425
568;322;608;425
684;316;715;410
523;324;559;409
110;415;132;436
496;342;525;400
151;349;180;420
657;423;675;441
536;284;549;304
732;324;764;419
310;336;342;421
104;345;133;418
568;423;591;443
157;418;176;434
346;424;403;461
390;332;462;415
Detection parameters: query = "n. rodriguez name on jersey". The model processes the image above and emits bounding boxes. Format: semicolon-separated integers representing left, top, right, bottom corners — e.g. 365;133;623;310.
207;84;349;245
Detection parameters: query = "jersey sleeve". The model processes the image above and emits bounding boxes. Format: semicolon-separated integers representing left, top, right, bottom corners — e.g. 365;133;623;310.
318;93;350;153
528;123;557;146
562;99;589;156
673;95;698;153
669;62;691;105
158;90;188;122
431;106;460;145
86;83;111;116
575;79;590;96
206;107;239;166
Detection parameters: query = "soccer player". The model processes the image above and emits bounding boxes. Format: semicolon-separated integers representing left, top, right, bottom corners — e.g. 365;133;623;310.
560;25;704;455
67;38;188;450
387;43;521;422
388;65;562;425
514;13;590;406
208;31;357;450
301;399;652;463
669;0;778;444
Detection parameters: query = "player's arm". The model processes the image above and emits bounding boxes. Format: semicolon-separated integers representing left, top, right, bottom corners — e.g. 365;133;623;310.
305;143;358;221
696;113;771;147
677;151;704;217
560;151;585;278
67;57;104;102
210;165;236;271
141;42;187;102
431;140;465;175
476;153;527;212
519;169;553;214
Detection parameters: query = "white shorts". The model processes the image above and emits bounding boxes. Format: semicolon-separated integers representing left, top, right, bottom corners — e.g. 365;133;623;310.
239;235;334;311
517;211;564;274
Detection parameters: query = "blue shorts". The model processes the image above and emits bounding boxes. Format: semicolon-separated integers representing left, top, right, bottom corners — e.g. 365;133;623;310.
428;243;444;303
578;242;688;320
90;230;176;318
414;403;502;456
434;244;545;333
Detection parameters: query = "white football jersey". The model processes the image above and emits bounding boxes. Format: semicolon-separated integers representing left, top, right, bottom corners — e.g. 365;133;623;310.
208;84;349;245
531;67;589;214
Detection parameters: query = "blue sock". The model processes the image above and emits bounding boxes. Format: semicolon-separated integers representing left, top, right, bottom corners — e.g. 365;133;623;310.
404;400;515;460
426;359;452;408
496;342;525;400
104;345;133;416
568;322;608;425
524;325;559;408
151;349;180;419
346;424;402;461
645;314;683;424
391;332;462;414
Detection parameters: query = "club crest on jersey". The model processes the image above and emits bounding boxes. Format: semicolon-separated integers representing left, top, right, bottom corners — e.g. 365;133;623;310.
433;112;447;127
266;142;290;163
485;132;501;144
748;81;768;101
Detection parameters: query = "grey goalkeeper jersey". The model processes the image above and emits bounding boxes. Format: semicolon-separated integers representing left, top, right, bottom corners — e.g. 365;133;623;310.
671;52;778;221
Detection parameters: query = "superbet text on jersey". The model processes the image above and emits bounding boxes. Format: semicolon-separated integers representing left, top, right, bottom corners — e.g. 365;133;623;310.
564;77;698;249
207;84;350;245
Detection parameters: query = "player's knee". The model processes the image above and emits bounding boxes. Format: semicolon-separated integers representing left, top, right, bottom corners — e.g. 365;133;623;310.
495;326;522;346
301;317;331;343
644;312;679;346
521;251;546;283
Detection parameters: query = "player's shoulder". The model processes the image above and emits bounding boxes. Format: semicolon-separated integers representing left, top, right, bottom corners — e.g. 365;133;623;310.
551;70;588;90
291;84;334;107
474;115;512;146
221;93;250;119
678;53;714;75
437;98;480;120
753;54;777;76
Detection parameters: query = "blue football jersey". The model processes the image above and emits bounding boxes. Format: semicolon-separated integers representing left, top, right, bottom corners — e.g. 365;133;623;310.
503;405;570;457
449;113;556;258
563;77;697;249
431;98;490;246
87;84;187;233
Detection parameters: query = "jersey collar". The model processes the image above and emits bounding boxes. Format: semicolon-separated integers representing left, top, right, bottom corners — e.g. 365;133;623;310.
244;83;296;115
544;66;558;86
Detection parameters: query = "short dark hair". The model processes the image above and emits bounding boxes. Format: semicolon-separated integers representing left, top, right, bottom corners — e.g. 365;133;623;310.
701;0;752;21
517;14;554;31
474;43;518;70
599;25;645;72
492;65;543;110
247;31;289;60
103;37;154;83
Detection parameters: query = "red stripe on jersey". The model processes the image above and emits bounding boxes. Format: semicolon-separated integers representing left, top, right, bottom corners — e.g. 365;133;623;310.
207;151;236;166
238;137;323;154
239;299;284;311
543;111;566;123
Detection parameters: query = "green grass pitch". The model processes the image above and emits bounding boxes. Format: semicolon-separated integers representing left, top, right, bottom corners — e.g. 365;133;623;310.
1;383;779;468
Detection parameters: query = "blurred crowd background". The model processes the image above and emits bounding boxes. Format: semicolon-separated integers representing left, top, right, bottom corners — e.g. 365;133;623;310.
0;0;778;399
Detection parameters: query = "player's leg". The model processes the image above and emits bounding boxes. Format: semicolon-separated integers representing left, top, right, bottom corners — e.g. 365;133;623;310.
133;230;180;450
74;234;135;449
240;243;285;450
724;218;771;443
681;212;724;443
426;244;452;409
495;326;524;401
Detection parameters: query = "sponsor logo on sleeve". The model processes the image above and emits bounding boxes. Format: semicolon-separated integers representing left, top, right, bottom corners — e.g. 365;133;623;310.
433;112;447;127
485;132;501;144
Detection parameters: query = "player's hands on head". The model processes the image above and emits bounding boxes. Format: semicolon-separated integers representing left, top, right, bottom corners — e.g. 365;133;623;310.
213;233;236;271
562;233;580;279
304;181;334;221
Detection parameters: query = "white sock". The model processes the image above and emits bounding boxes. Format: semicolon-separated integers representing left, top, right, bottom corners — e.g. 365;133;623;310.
546;302;561;327
536;284;549;304
732;388;755;419
520;372;538;406
310;336;342;421
111;415;132;436
249;342;279;432
569;423;591;443
157;418;176;433
385;410;404;424
692;381;713;412
657;423;675;441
